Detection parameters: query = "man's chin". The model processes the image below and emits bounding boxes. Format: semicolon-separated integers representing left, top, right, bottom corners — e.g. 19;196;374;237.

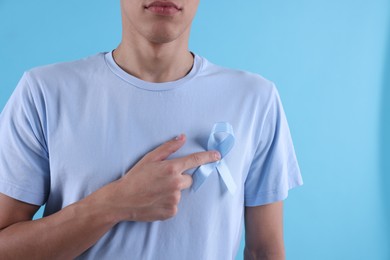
146;31;182;45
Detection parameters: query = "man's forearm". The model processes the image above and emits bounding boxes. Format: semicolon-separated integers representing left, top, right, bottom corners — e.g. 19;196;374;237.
0;136;219;259
0;188;119;260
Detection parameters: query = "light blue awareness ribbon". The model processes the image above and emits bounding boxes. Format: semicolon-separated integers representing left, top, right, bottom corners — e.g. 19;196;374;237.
192;122;236;194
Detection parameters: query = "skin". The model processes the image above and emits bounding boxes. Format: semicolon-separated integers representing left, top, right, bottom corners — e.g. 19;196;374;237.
244;202;285;260
114;0;199;82
0;1;286;259
0;135;220;259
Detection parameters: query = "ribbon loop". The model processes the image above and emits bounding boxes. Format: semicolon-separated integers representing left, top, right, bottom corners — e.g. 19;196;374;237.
192;122;236;194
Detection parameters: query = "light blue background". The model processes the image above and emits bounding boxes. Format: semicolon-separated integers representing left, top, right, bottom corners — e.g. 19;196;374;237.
0;1;389;259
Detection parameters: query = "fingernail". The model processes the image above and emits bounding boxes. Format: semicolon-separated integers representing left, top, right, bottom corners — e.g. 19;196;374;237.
215;151;221;160
175;134;184;141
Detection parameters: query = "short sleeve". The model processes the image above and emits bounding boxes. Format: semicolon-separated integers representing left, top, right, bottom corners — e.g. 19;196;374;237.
0;72;50;205
244;85;303;206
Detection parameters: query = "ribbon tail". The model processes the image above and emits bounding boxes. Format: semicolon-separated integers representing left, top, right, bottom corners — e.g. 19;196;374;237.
217;160;237;194
192;163;215;191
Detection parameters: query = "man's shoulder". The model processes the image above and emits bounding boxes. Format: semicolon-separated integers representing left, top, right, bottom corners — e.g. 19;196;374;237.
199;55;276;95
25;52;107;83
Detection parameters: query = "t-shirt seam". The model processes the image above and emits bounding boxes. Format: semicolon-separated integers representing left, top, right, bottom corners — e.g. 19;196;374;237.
103;51;203;92
256;83;277;147
245;84;277;170
104;55;154;91
244;188;281;200
245;169;303;201
0;177;47;196
23;72;50;157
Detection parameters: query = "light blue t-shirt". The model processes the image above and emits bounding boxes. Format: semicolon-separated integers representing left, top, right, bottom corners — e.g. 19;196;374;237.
0;51;303;259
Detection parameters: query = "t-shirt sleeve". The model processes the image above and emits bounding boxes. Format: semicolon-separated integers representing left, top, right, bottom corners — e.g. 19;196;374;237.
244;85;303;206
0;72;50;206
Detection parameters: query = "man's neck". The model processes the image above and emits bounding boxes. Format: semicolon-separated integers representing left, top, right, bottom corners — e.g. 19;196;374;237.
112;38;194;83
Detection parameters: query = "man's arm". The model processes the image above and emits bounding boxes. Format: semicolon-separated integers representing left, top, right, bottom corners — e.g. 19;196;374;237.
244;201;285;260
0;193;118;260
0;135;220;259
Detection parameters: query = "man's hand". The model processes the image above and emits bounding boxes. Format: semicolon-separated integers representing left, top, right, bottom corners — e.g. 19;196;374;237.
0;134;220;259
94;134;221;222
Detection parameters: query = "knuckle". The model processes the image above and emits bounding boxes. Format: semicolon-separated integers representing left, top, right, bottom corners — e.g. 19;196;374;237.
191;153;203;165
167;205;178;217
173;192;181;204
186;175;193;186
171;178;182;190
165;163;178;175
210;151;218;161
158;212;170;221
160;205;178;220
168;192;181;205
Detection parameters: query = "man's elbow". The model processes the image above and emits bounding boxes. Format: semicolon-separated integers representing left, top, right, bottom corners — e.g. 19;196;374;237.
244;245;285;260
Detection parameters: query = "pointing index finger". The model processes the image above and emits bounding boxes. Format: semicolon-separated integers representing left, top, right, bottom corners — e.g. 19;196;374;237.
171;150;221;172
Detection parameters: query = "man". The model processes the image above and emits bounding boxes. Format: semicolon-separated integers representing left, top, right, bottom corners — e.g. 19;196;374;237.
0;0;303;259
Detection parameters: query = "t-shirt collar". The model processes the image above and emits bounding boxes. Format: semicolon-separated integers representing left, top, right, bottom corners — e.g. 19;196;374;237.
104;50;202;91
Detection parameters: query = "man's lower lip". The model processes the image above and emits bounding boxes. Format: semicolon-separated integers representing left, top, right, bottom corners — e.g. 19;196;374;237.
146;6;180;16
